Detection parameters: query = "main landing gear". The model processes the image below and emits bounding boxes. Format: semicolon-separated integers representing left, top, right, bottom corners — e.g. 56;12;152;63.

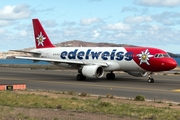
76;72;116;80
76;74;86;81
147;72;154;83
106;72;115;80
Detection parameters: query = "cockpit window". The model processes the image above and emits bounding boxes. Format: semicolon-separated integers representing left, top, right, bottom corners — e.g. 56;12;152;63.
154;53;170;58
163;54;170;57
159;54;163;58
154;54;158;58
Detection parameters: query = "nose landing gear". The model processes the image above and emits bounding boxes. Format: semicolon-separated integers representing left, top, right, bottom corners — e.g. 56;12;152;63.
148;72;154;83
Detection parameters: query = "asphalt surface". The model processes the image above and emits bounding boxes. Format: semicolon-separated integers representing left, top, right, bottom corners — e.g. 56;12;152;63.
0;67;180;102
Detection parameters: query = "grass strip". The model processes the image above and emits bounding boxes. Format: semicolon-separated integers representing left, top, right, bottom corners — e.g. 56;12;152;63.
0;91;180;120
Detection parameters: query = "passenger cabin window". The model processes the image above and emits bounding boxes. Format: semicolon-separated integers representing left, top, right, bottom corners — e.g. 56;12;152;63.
154;53;170;58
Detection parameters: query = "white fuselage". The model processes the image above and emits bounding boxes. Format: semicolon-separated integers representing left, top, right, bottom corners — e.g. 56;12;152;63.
31;47;145;72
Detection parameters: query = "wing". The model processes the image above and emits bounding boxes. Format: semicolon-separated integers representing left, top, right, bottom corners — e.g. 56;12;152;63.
15;56;108;67
10;50;41;56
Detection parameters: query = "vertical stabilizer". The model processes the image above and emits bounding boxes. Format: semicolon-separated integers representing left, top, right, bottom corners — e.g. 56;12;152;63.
32;19;55;49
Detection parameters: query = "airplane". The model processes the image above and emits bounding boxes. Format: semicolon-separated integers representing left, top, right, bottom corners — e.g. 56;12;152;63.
13;19;177;83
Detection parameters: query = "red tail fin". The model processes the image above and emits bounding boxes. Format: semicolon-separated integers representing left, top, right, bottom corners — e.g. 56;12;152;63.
32;19;55;49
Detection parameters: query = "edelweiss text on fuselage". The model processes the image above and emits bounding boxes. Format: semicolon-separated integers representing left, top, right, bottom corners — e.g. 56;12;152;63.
60;49;133;61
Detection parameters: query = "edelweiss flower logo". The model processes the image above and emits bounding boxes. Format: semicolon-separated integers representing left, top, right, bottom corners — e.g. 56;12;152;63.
36;32;46;46
137;49;153;65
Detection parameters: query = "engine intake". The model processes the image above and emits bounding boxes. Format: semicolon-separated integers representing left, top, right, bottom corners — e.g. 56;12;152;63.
81;65;104;78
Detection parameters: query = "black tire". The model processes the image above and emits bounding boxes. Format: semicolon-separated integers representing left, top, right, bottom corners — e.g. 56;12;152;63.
76;74;82;80
110;73;115;80
82;75;86;80
150;78;154;83
106;73;111;79
76;74;86;81
147;78;154;83
106;73;115;80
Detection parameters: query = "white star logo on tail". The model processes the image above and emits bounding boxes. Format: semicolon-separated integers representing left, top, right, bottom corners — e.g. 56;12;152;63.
36;32;46;46
137;49;153;65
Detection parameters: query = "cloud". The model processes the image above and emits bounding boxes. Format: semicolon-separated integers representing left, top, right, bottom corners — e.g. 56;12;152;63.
0;28;6;34
0;4;32;20
121;6;138;12
41;20;58;28
62;27;80;37
135;0;180;7
92;30;100;38
104;22;131;31
36;7;54;12
80;17;102;26
62;21;77;26
0;20;13;27
123;11;180;26
124;16;153;24
18;30;28;37
127;24;180;45
121;7;149;14
152;11;180;25
114;32;127;38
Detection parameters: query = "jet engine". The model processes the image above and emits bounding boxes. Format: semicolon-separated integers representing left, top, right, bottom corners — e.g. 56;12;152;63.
126;71;148;77
81;65;104;78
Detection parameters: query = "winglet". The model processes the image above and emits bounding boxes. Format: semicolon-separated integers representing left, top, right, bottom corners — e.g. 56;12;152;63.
32;19;55;49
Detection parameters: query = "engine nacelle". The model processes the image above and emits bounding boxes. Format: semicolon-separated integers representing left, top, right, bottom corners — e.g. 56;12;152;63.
81;65;104;78
126;71;148;77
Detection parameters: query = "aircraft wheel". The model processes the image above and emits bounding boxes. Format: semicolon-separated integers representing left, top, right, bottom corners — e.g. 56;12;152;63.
106;73;115;80
76;74;86;81
82;75;86;80
106;73;111;79
110;73;115;79
150;78;154;83
148;78;154;83
76;74;81;80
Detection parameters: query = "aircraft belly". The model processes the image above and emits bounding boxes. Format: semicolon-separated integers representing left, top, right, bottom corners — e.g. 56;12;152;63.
103;61;121;71
119;60;145;71
102;60;145;71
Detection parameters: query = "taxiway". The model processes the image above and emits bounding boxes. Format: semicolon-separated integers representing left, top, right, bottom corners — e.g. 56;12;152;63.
0;67;179;102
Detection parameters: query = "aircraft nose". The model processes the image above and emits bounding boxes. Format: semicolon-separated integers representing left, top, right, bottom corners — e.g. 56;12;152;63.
167;58;177;70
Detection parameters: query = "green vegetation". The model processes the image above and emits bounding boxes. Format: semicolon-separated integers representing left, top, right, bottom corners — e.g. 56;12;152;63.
106;94;114;98
79;92;88;97
134;94;145;101
67;90;76;95
169;103;173;106
0;91;180;119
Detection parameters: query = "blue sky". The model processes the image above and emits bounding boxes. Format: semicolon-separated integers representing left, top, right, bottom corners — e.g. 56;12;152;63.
0;0;180;53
